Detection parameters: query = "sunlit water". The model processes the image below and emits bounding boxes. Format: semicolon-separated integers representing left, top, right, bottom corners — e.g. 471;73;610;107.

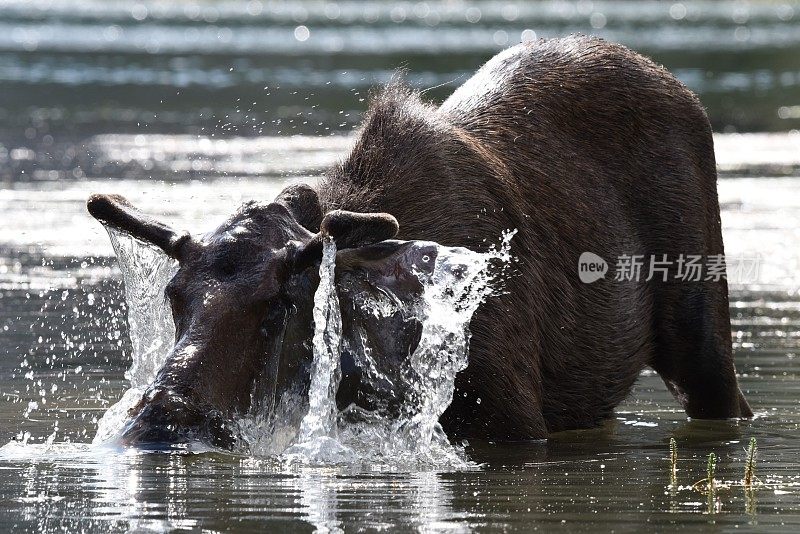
0;133;799;531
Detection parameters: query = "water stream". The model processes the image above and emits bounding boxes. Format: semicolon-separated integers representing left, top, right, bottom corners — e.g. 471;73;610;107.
92;229;176;445
283;236;348;462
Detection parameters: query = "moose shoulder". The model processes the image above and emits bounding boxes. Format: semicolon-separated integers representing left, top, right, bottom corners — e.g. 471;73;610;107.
89;36;751;448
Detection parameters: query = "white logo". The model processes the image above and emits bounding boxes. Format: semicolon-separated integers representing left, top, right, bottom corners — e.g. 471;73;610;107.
578;252;608;284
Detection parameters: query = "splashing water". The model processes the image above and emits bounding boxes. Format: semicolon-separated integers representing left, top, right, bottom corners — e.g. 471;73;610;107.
282;237;351;461
303;237;342;440
283;231;516;468
93;229;177;444
92;225;515;466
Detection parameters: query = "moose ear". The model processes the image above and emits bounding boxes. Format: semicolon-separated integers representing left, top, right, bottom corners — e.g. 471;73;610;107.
87;194;192;260
275;183;323;232
320;210;399;249
293;209;400;272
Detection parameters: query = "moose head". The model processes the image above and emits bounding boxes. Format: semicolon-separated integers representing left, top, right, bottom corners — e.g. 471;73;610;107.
88;184;433;449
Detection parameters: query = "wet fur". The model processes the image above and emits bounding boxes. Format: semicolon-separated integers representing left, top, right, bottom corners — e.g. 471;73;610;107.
312;35;751;439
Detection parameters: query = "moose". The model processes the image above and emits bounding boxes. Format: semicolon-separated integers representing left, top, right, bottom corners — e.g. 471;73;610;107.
88;36;752;449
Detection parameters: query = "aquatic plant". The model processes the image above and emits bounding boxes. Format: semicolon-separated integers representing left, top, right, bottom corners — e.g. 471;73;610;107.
706;452;717;513
744;437;757;488
669;437;678;486
745;484;757;517
706;453;716;491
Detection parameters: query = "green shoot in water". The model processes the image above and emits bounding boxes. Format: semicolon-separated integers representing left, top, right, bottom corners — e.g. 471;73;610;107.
744;437;757;488
669;437;678;486
707;452;717;491
707;453;718;513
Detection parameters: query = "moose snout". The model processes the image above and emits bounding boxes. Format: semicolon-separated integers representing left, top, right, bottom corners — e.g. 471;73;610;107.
119;387;236;450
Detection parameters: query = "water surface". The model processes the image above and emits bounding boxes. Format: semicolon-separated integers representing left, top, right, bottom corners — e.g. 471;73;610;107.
1;133;800;531
2;0;800;531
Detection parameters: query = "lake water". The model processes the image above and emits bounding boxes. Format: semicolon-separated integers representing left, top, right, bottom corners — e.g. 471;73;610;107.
1;1;800;532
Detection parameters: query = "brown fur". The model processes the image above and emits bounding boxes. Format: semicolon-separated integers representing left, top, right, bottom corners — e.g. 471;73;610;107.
316;35;752;439
89;35;753;447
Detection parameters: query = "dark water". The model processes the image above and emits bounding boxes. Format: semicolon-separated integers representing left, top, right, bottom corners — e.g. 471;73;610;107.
1;1;800;532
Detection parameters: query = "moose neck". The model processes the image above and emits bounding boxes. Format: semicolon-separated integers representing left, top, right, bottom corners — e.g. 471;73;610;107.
318;85;521;251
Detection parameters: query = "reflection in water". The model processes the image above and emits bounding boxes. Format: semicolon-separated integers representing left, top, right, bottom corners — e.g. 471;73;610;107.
293;465;467;532
297;468;342;533
0;444;469;532
411;472;470;534
7;430;799;532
